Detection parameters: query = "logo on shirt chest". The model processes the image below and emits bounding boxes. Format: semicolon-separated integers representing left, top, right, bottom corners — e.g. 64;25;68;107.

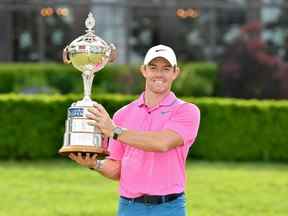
160;110;171;115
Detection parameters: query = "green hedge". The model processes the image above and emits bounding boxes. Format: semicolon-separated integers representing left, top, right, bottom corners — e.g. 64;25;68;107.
0;63;217;97
0;94;287;161
173;63;218;97
189;97;288;161
0;63;143;95
0;94;133;159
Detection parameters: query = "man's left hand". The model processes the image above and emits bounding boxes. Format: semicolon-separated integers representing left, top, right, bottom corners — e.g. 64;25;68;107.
86;103;115;137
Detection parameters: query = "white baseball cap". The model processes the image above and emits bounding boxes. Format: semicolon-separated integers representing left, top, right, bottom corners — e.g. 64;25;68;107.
143;44;177;66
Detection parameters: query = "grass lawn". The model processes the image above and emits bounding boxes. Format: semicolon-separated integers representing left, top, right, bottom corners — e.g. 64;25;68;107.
0;160;287;216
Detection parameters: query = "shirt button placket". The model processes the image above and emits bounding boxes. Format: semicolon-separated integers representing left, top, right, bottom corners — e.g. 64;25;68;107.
146;109;153;130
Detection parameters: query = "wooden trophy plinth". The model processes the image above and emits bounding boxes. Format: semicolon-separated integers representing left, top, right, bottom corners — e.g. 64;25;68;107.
59;146;109;159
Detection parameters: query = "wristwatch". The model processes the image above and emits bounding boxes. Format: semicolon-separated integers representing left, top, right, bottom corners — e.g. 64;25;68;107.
112;126;127;140
90;160;104;171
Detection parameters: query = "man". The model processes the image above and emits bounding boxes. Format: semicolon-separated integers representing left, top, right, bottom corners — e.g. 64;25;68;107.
69;44;200;216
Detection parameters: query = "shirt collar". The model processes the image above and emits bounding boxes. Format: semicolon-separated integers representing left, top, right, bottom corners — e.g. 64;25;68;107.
136;92;145;107
136;91;177;107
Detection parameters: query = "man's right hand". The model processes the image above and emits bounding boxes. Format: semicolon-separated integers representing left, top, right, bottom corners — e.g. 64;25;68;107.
68;153;97;169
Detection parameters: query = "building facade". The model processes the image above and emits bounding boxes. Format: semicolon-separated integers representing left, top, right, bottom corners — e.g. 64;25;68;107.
1;0;288;64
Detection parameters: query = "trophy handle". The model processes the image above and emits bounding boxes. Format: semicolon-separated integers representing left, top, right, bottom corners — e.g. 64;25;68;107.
63;46;71;64
108;43;117;63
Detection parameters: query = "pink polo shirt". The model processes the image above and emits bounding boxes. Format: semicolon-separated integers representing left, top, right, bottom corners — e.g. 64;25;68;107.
108;91;200;198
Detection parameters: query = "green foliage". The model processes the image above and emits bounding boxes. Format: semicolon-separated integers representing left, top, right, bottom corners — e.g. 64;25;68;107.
0;63;217;96
0;63;144;95
173;63;218;96
91;64;144;94
0;94;287;161
189;97;288;161
0;94;135;159
0;63;80;94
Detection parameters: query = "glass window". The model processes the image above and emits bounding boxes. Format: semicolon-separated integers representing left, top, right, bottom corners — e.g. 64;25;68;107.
43;7;74;61
175;7;213;61
11;5;74;62
261;3;288;61
126;6;160;63
214;6;247;60
12;10;39;61
92;3;128;63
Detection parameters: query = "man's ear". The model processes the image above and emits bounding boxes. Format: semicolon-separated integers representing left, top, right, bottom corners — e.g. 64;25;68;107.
173;66;181;80
140;65;147;78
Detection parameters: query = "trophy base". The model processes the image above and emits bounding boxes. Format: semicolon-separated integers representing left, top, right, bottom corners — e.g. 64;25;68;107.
58;145;109;159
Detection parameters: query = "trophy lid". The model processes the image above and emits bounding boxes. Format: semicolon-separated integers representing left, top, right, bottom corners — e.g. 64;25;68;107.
65;12;113;73
62;12;116;106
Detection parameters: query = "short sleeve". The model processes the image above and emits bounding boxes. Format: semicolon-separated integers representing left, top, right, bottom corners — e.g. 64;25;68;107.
107;110;125;161
163;103;200;147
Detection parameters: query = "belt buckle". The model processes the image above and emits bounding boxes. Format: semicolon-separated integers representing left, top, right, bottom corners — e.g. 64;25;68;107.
143;195;150;205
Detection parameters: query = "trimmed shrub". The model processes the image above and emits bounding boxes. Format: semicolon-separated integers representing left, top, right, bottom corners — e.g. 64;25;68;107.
188;97;288;161
0;94;134;159
0;63;216;96
0;94;287;161
0;63;143;95
0;64;80;94
173;63;218;97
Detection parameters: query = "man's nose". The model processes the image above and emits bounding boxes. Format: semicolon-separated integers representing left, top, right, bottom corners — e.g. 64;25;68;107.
153;70;164;77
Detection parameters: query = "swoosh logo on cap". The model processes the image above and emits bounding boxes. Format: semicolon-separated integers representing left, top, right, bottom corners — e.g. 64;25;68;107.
155;49;166;52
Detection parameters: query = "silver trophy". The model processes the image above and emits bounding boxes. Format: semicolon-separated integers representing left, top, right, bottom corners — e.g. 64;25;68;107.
59;12;116;157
